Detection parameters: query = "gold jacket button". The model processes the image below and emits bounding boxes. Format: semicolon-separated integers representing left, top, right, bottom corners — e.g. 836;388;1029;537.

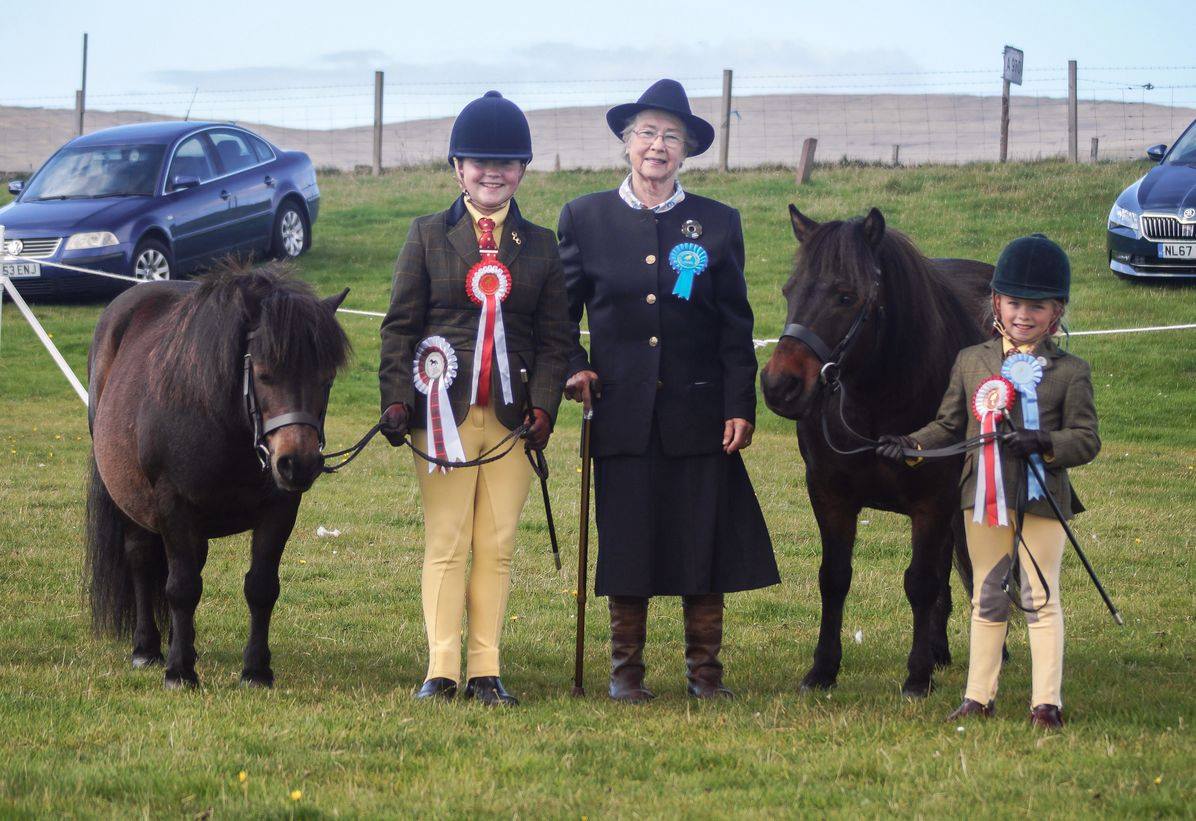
646;293;657;304
648;336;659;347
645;254;657;265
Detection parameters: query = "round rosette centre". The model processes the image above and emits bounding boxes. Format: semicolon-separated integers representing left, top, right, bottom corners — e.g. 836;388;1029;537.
467;260;512;305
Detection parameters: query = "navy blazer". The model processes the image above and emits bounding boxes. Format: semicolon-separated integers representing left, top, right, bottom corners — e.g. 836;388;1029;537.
558;189;757;458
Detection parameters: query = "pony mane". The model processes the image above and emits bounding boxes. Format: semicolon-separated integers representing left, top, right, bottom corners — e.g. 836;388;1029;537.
152;262;351;415
800;217;986;398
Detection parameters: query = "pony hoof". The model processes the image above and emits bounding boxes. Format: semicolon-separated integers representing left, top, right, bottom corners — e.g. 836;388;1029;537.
163;673;199;690
901;681;933;699
131;652;164;669
799;671;838;692
239;672;274;689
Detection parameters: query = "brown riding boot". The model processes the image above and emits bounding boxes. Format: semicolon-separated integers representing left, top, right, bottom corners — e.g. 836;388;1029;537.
683;593;734;699
608;596;654;703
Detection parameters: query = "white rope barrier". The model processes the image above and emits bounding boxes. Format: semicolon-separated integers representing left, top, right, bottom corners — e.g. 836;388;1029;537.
1;222;1192;413
0;276;89;406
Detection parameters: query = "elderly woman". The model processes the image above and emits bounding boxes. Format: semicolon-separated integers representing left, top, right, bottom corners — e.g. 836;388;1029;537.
558;79;779;702
379;91;572;706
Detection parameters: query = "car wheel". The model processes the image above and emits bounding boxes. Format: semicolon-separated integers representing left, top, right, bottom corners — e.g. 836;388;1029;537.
132;239;173;281
272;202;308;259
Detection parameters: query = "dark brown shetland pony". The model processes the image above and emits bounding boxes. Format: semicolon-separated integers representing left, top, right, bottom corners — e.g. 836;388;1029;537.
86;264;349;688
760;206;992;697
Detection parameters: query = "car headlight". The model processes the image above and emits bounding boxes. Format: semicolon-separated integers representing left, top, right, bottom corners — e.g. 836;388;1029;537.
65;231;120;251
1108;204;1141;234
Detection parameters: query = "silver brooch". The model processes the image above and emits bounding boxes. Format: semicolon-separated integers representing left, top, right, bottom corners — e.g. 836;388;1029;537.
681;220;702;239
511;231;521;245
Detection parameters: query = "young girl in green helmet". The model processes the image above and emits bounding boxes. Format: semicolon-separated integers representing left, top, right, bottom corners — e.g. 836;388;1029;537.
878;234;1100;728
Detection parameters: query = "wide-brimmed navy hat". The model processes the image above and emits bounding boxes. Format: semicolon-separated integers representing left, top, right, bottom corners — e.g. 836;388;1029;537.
605;79;715;156
448;90;533;165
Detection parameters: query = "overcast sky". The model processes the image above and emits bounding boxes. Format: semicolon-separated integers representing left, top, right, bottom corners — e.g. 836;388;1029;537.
5;0;1193;124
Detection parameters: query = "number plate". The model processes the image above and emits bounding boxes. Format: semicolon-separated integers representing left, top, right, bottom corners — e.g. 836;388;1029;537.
0;261;40;278
1159;243;1196;259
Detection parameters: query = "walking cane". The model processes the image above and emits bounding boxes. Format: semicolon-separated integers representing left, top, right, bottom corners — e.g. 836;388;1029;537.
520;369;561;571
573;408;593;697
1002;421;1124;626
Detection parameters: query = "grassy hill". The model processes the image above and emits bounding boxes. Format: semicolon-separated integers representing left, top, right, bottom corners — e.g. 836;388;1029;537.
0;163;1192;816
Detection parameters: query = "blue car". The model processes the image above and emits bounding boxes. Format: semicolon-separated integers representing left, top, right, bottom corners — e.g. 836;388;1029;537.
1107;118;1196;280
0;121;319;298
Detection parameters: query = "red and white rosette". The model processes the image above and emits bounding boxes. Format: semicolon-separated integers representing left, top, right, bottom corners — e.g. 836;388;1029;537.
971;375;1016;527
466;258;513;407
413;336;466;474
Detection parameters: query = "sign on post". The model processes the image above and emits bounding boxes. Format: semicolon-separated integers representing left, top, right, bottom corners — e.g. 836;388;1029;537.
1003;46;1024;86
999;45;1023;163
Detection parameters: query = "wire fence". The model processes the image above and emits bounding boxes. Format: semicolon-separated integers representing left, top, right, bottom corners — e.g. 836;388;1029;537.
2;65;1194;173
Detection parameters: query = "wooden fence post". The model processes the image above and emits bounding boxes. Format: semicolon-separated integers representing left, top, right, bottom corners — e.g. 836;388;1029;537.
999;79;1010;163
892;144;900;166
796;138;818;185
1068;60;1078;163
1090;137;1099;163
719;69;733;173
372;71;384;177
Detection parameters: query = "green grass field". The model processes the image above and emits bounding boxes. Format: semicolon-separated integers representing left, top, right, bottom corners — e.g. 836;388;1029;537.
1;162;1193;817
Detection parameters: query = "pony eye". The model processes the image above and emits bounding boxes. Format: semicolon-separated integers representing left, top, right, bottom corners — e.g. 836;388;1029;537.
257;372;274;385
837;293;855;306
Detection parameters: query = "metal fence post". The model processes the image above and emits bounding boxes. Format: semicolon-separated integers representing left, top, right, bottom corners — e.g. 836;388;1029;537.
373;71;383;176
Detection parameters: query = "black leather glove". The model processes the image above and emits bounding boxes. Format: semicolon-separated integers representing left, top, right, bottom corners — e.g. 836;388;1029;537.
379;402;410;447
1004;428;1052;458
524;407;551;450
876;434;918;463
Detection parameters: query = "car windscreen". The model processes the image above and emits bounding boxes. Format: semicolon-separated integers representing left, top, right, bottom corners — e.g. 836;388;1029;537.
1165;124;1196;165
23;144;166;200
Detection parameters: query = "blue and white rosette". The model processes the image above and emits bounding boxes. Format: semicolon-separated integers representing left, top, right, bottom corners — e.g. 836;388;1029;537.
1002;352;1046;500
668;242;709;301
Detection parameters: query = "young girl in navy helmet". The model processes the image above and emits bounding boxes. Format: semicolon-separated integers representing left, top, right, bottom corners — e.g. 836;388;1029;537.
878;234;1100;728
378;91;572;706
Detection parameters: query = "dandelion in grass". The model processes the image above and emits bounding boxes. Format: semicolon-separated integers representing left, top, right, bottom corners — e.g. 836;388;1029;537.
291;789;303;801
238;771;247;783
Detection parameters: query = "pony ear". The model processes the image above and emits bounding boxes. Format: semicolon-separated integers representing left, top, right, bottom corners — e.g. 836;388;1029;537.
325;287;350;312
789;204;819;243
861;207;886;248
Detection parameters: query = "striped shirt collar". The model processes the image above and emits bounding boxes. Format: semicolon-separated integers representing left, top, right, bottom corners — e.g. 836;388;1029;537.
618;174;686;214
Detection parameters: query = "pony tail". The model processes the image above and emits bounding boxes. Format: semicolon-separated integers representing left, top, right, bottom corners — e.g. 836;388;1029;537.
85;452;133;636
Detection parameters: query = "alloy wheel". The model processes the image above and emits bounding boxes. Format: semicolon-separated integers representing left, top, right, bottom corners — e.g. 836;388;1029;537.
134;249;170;281
280;209;305;257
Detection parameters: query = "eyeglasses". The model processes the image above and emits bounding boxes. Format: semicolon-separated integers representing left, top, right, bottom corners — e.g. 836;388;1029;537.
632;129;685;149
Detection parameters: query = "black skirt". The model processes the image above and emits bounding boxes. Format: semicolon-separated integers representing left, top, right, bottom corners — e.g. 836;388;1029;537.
593;424;780;597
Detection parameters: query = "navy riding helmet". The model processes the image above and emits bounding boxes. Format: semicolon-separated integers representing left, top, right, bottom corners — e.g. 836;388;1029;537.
991;233;1071;302
447;91;532;165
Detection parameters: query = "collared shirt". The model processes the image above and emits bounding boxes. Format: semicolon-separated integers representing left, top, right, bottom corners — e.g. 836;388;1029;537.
463;197;509;250
618;174;686;214
1001;337;1038;357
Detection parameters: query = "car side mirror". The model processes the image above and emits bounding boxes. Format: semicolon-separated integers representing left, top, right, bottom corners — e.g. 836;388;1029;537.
7;180;24;195
171;175;201;191
1146;144;1167;162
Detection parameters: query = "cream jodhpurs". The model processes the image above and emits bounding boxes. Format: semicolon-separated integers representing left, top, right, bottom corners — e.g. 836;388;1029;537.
964;509;1066;708
413;404;532;681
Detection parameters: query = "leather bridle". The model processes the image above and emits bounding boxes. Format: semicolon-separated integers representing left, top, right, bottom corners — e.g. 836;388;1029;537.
242;339;329;470
779;266;882;391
